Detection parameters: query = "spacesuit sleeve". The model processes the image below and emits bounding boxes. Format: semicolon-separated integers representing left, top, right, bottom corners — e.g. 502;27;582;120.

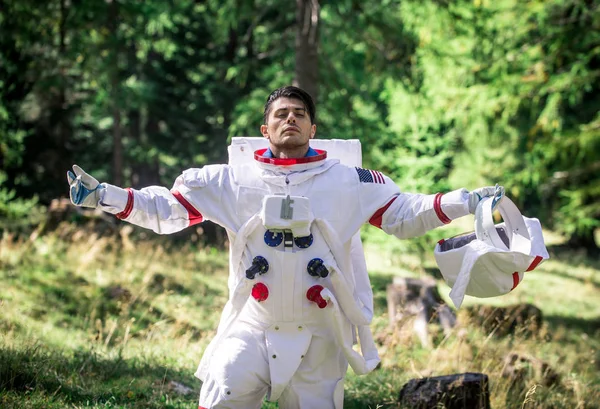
98;164;234;234
355;168;471;239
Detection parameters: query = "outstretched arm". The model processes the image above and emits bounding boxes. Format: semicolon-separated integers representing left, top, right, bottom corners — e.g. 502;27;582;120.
368;189;465;239
99;181;197;235
67;165;230;235
355;168;503;239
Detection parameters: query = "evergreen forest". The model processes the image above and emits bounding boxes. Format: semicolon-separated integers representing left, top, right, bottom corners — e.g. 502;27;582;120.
2;0;599;250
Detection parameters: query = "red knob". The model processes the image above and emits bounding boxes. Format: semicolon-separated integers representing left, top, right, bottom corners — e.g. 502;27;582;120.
252;283;269;302
306;285;327;309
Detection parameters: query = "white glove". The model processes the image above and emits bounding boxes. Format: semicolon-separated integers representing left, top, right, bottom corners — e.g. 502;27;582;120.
468;184;504;214
67;165;105;208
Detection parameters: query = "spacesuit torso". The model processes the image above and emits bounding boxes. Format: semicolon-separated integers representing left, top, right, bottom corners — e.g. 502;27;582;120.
174;151;399;398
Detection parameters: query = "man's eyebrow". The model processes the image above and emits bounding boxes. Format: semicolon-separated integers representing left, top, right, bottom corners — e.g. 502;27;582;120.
274;106;306;112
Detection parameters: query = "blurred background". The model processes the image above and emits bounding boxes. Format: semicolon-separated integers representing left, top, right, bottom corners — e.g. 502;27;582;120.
1;1;599;408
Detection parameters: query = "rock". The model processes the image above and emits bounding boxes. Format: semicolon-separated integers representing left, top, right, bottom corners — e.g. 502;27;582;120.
150;273;166;290
398;372;491;409
105;285;132;302
167;380;194;395
149;273;188;295
502;352;560;387
387;277;456;347
465;303;543;338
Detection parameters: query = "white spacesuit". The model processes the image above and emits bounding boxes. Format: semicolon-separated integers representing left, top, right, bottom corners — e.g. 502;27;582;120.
68;139;488;409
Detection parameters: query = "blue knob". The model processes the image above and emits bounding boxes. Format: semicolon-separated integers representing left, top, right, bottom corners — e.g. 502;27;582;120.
294;234;313;249
264;230;283;247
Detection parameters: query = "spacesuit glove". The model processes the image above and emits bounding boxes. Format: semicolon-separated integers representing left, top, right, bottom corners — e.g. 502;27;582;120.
67;165;105;208
467;184;504;214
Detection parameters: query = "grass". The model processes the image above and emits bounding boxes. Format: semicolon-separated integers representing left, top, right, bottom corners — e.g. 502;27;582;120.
1;219;599;408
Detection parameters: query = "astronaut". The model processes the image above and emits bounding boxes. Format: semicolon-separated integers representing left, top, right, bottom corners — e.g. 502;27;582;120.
67;85;500;409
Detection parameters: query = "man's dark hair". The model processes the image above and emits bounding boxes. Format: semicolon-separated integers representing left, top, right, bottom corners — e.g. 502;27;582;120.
263;86;316;124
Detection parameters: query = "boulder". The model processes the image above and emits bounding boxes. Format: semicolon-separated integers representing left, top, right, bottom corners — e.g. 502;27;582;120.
502;352;560;387
398;372;491;409
465;303;543;338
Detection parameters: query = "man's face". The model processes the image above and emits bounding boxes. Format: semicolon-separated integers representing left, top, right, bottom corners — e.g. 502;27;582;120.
260;97;316;153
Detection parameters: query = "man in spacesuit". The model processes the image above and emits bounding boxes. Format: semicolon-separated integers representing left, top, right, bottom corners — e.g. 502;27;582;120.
68;85;500;409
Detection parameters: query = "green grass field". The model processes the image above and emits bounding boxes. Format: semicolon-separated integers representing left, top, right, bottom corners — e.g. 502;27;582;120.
1;220;599;408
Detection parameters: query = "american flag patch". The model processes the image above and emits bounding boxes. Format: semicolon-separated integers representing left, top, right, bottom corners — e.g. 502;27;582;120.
356;167;385;184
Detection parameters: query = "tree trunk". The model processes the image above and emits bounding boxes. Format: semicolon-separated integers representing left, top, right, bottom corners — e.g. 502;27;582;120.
135;48;160;188
109;0;123;186
387;277;456;348
112;106;123;186
127;41;154;188
294;0;320;105
140;110;160;186
56;0;73;179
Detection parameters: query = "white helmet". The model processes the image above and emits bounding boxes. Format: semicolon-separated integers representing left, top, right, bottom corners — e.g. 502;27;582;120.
434;191;549;308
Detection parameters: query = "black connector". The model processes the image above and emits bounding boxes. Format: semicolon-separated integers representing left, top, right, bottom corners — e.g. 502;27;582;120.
246;256;269;279
307;258;329;278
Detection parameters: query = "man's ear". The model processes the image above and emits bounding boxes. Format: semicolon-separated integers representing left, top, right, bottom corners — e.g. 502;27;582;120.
310;124;317;139
260;124;269;139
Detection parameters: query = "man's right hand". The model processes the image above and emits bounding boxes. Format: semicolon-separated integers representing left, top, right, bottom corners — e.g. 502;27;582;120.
67;165;104;208
467;184;504;214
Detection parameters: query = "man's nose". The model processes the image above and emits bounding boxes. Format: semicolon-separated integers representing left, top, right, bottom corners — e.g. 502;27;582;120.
286;113;297;123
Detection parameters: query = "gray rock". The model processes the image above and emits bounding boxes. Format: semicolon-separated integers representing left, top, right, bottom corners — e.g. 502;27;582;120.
398;372;491;409
465;303;543;338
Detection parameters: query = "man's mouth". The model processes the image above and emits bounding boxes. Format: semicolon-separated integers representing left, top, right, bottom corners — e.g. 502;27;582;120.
283;126;300;133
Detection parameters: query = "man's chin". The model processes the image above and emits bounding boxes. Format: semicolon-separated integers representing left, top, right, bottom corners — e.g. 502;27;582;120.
271;138;310;150
277;134;306;143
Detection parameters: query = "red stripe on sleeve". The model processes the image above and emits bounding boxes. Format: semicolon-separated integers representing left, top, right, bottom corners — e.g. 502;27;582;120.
511;272;520;290
369;196;398;229
115;188;134;220
433;193;452;224
172;190;204;226
526;255;543;271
